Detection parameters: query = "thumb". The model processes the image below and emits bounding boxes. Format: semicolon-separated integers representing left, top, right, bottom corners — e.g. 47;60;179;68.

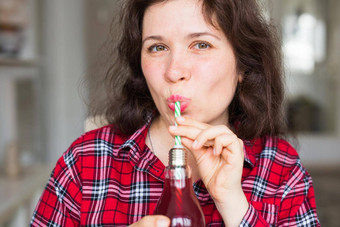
154;216;170;227
129;215;170;227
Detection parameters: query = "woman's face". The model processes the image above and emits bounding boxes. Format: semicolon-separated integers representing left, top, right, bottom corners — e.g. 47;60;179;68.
141;0;240;126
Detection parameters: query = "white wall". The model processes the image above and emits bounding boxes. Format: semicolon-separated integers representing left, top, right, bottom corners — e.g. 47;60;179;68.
41;0;87;162
297;0;340;167
271;0;340;167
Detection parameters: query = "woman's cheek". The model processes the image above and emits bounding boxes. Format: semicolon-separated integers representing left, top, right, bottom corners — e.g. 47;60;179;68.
142;59;165;80
192;56;217;75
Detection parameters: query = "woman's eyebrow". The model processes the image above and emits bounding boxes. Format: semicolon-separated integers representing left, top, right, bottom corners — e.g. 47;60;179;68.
188;32;221;40
142;32;221;45
142;35;163;45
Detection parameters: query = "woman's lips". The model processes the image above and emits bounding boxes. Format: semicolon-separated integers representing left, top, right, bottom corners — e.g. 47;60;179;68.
167;95;191;112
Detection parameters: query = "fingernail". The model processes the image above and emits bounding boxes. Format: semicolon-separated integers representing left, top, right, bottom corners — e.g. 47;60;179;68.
169;126;177;131
157;219;169;227
176;116;185;122
213;148;217;155
192;140;198;149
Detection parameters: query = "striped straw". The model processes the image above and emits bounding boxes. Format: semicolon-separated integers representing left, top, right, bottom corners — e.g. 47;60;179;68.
174;101;181;146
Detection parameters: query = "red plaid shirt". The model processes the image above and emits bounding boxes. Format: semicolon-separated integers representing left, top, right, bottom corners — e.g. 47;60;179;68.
30;121;320;226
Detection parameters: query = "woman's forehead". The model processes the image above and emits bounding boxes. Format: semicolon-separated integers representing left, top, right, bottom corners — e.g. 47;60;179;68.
142;0;221;36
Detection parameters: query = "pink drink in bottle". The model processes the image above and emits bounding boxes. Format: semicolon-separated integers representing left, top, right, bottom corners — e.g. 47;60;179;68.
154;146;205;227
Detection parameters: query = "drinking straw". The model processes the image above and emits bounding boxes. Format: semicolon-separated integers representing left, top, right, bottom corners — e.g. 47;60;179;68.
174;101;181;146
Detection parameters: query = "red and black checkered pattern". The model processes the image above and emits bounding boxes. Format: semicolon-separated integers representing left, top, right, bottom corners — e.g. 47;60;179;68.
30;121;320;226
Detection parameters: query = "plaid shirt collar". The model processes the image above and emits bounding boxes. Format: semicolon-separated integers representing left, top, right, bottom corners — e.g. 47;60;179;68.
118;116;166;182
243;140;257;168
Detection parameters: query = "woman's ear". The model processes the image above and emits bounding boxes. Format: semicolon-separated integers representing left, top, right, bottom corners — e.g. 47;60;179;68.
238;74;243;83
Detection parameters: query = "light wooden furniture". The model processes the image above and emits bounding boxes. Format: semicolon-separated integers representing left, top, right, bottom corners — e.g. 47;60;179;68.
0;164;53;226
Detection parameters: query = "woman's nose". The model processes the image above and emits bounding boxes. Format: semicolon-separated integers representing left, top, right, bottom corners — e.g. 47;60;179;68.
164;52;191;83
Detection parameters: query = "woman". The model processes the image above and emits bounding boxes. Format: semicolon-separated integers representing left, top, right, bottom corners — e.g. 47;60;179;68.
31;0;320;226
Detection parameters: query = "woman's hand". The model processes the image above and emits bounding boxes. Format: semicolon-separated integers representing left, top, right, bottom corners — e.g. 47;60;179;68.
169;116;249;226
129;215;170;227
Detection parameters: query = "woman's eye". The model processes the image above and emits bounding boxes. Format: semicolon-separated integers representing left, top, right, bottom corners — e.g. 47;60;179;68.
194;42;210;49
149;45;167;52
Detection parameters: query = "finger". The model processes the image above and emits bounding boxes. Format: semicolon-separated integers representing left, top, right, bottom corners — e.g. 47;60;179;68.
181;137;215;164
169;124;202;141
213;133;242;156
169;125;215;148
176;116;209;130
180;137;213;150
213;135;224;156
129;215;170;227
220;144;244;167
192;125;232;149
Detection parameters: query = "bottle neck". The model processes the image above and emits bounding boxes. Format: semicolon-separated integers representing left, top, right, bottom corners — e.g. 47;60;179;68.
165;146;191;181
168;145;187;166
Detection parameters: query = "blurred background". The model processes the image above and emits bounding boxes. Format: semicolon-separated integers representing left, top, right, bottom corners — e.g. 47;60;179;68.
0;0;339;226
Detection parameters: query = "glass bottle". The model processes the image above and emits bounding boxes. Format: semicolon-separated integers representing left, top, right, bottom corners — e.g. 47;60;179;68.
154;145;205;227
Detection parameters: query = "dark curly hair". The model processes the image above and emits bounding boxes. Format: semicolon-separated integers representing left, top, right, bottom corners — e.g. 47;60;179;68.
90;0;286;140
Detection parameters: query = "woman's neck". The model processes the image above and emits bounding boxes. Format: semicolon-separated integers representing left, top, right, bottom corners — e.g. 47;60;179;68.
147;116;174;164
